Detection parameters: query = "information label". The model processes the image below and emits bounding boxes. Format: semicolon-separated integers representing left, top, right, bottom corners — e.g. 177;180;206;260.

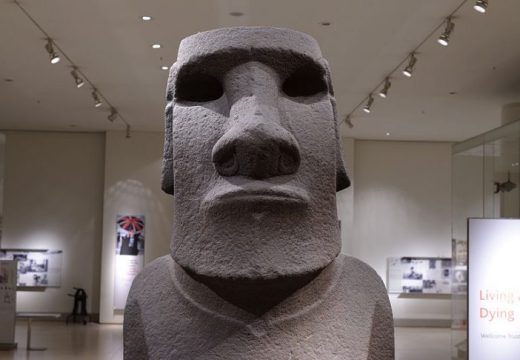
468;218;520;360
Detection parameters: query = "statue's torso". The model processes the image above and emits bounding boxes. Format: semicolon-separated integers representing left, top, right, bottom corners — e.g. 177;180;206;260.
124;254;394;360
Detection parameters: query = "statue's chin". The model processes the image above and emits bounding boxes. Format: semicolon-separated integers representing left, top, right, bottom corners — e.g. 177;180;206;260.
171;247;340;282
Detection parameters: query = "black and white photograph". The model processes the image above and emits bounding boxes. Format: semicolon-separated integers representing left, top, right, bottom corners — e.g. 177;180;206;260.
0;249;62;287
388;256;453;294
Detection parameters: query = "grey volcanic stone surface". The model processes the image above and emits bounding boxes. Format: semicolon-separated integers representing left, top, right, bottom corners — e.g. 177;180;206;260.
125;26;394;359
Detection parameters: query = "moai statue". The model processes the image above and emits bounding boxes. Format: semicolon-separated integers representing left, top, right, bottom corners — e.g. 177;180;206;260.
124;27;394;360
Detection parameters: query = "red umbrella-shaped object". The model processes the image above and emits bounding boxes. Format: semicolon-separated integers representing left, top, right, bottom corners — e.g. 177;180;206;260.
117;216;144;234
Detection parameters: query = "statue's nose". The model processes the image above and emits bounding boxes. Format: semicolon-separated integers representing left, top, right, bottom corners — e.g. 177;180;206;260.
212;107;300;179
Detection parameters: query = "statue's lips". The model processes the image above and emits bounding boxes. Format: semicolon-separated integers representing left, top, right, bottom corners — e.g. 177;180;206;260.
202;185;310;208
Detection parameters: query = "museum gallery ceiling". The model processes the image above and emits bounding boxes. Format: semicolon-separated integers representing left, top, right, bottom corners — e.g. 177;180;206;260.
0;0;519;142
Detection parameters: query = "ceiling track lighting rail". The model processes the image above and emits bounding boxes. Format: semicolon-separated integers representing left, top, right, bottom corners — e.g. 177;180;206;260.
13;0;131;134
342;0;483;129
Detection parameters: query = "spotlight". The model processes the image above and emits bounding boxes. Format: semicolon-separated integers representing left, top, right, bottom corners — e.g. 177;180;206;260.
402;53;417;78
344;115;354;129
474;0;488;13
70;69;84;88
379;78;392;98
91;91;102;107
126;124;131;139
108;107;118;122
44;39;60;64
437;17;455;47
363;94;374;113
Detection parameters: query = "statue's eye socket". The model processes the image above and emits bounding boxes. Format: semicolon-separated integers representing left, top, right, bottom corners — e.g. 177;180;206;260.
282;65;327;97
175;73;223;102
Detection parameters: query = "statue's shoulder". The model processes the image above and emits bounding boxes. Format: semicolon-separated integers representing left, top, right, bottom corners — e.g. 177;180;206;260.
128;255;174;298
335;254;389;297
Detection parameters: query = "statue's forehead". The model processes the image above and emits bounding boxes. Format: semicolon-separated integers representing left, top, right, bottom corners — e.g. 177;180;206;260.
177;27;324;67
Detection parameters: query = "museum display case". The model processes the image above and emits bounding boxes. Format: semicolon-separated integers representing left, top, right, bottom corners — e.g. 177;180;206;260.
451;118;520;359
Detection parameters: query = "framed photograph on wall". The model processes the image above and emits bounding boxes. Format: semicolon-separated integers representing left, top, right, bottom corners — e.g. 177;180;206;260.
387;256;452;295
0;249;63;287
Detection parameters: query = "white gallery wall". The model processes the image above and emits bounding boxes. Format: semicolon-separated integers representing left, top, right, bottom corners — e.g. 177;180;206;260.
1;131;105;314
349;140;452;322
0;130;454;324
99;131;173;323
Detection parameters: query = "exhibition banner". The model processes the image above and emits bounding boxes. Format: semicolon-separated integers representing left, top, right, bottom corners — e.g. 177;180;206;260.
468;218;520;360
0;260;17;347
113;215;145;309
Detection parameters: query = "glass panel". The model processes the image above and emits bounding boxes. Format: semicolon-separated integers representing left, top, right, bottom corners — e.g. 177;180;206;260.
451;119;520;359
0;133;5;242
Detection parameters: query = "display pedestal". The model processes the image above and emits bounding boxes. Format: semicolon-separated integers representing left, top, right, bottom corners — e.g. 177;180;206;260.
0;260;17;351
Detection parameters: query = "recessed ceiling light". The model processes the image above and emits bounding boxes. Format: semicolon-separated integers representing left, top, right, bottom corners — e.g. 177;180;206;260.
161;66;169;70
229;11;243;16
321;22;331;26
152;44;161;49
141;16;152;21
386;132;391;136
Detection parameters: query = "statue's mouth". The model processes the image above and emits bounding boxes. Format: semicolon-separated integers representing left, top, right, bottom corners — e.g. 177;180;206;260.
202;183;309;209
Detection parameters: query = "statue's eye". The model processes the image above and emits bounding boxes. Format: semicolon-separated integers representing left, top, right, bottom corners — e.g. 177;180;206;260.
282;65;327;97
175;73;223;102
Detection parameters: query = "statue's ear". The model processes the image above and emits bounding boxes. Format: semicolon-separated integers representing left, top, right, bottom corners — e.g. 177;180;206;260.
331;96;351;191
161;64;177;195
321;59;351;191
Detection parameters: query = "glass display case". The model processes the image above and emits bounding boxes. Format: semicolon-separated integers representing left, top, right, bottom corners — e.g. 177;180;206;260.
451;119;520;359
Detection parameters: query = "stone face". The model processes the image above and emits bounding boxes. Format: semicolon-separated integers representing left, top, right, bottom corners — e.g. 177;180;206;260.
125;26;394;359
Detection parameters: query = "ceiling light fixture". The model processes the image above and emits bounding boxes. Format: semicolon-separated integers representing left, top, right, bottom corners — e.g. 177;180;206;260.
474;0;488;13
126;124;131;139
15;0;132;133
141;15;152;21
363;94;374;113
91;90;102;107
152;44;161;49
108;107;118;122
379;78;392;98
70;68;84;88
344;115;354;129
45;39;60;64
341;0;480;130
161;66;169;70
402;53;417;78
437;17;455;46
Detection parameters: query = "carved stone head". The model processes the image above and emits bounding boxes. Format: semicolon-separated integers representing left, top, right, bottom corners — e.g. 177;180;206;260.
162;27;349;280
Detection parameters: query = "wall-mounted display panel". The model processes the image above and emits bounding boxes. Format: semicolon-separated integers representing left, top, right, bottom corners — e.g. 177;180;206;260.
0;249;62;287
387;257;452;294
468;218;520;360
